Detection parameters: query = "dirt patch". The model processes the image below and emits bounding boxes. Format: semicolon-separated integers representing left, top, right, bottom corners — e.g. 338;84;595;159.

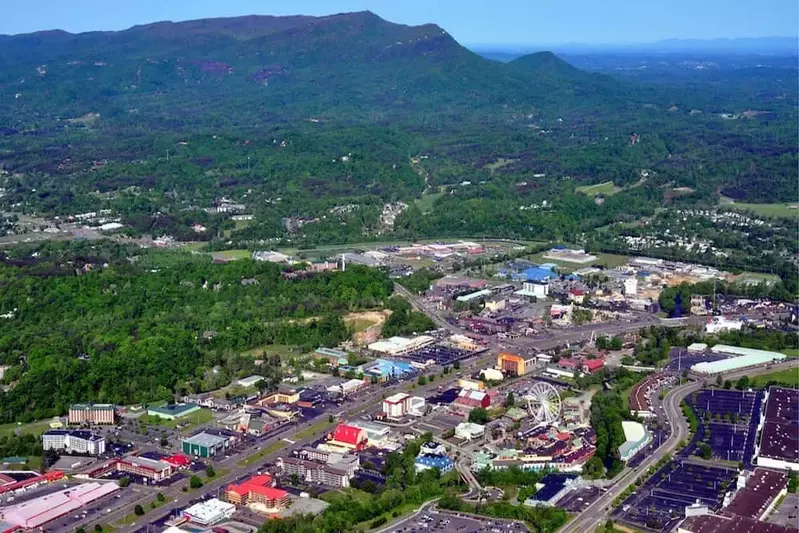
344;310;391;345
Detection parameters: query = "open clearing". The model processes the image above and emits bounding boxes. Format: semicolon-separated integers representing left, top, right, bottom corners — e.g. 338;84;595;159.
414;192;443;214
0;419;54;439
721;199;799;219
211;249;251;260
735;272;781;285
241;343;304;361
751;368;799;388
145;408;214;431
528;250;628;271
576;181;622;197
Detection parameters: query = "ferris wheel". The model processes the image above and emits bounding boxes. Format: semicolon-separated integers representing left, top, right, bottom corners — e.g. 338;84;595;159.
525;382;562;426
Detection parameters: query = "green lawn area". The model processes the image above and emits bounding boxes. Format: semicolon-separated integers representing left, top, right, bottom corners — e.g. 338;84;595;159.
347;318;379;333
483;158;517;173
751;369;799;388
145;408;214;431
576;181;622;197
735;272;781;286
294;419;334;441
0;419;55;439
780;348;799;358
237;439;286;467
414;192;443;214
724;201;799;219
241;343;305;360
211;249;252;260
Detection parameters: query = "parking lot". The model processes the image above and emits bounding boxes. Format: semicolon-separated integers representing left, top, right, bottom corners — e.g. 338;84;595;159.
384;507;529;533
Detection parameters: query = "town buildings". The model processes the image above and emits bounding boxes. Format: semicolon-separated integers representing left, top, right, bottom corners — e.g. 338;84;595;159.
147;403;200;420
182;498;236;526
327;424;368;451
42;430;106;456
0;482;119;530
455;422;485;441
277;457;351;488
182;432;231;458
226;474;290;512
382;392;412;420
497;352;537;376
756;387;799;471
618;421;650;462
68;404;115;425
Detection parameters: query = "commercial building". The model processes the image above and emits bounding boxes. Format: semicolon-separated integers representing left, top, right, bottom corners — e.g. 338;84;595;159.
618;421;650;462
415;454;454;473
451;389;493;416
705;317;744;334
182;498;236;526
458;378;484;391
237;375;266;388
408;396;427;417
497;352;537;376
277;457;351;488
115;456;174;481
382;393;412;420
368;336;435;356
756;387;799;471
347;420;390;443
328;424;368;451
515;281;549;299
692;346;786;375
314;347;349;367
263;387;300;404
724;468;788;520
182;432;230;458
581;359;605;374
147;403;200;420
524;473;581;507
226;474;290;511
678;514;797;533
480;368;504;382
68;404;115;425
0;482;119;530
623;277;638;296
455;422;485;441
456;289;492;303
42;430;106;456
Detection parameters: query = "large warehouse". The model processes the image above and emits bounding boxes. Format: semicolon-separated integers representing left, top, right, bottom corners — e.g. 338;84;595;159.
691;345;785;375
618;421;651;462
0;482;119;529
755;387;799;472
182;432;230;458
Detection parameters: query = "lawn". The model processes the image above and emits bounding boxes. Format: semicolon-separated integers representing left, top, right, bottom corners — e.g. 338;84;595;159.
237;440;287;467
0;419;55;439
294;419;334;441
144;408;214;431
781;348;799;358
241;343;305;360
735;272;781;286
724;201;799;219
414;192;443;214
576;181;622;197
750;369;799;388
211;249;252;260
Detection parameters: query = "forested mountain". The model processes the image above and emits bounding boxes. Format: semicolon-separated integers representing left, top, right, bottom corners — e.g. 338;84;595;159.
0;11;796;244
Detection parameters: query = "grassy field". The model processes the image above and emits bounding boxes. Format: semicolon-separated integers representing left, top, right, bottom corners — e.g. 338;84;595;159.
0;419;55;439
414;192;443;214
780;348;799;358
145;408;214;431
237;440;286;467
294;419;334;441
751;369;799;388
211;249;252;260
528;251;628;272
724;201;799;219
735;272;782;286
483;158;517;173
241;343;305;360
576;181;622;197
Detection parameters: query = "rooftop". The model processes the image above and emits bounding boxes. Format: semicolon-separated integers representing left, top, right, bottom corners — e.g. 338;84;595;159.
759;387;799;462
182;432;228;448
724;468;788;519
183;498;235;522
43;429;104;441
679;514;798;533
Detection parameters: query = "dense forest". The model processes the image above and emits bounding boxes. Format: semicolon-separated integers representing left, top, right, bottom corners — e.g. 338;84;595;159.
0;240;393;422
0;12;796;255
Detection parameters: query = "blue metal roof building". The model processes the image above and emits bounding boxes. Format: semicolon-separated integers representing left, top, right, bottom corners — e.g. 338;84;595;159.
518;266;557;282
415;454;454;473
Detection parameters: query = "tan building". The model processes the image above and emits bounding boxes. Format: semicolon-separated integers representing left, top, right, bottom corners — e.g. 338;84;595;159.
68;404;115;425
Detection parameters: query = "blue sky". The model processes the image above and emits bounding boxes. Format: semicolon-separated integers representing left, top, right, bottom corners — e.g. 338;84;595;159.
2;0;797;45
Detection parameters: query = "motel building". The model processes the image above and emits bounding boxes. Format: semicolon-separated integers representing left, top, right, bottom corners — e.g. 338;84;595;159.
382;392;412;420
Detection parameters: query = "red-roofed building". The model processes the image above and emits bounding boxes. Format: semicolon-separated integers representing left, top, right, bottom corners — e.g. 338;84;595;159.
568;288;586;303
164;453;191;469
558;358;579;369
226;475;289;510
582;359;605;374
329;424;368;450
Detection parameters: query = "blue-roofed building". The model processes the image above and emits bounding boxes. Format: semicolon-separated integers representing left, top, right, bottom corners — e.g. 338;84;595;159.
518;266;557;282
415;454;454;473
364;359;415;382
525;473;581;507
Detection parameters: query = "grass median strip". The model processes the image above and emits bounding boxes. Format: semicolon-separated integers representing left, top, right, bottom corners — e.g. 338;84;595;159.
238;440;287;467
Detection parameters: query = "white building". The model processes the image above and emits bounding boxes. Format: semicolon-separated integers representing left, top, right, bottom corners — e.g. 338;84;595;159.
182;498;236;526
420;442;447;456
480;368;504;382
42;430;105;456
340;378;365;396
368;336;435;356
705;317;744;334
623;277;638;296
455;422;485;441
237;375;265;388
618;421;650;462
382;393;412;419
408;397;427;417
515;282;549;299
687;343;708;353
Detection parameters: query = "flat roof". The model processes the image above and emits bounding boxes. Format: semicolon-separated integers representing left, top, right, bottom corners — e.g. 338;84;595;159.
759;387;799;462
183;432;228;448
183;498;235;522
384;392;411;404
680;514;797;533
692;347;785;374
456;289;492;302
148;403;199;416
724;468;787;519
